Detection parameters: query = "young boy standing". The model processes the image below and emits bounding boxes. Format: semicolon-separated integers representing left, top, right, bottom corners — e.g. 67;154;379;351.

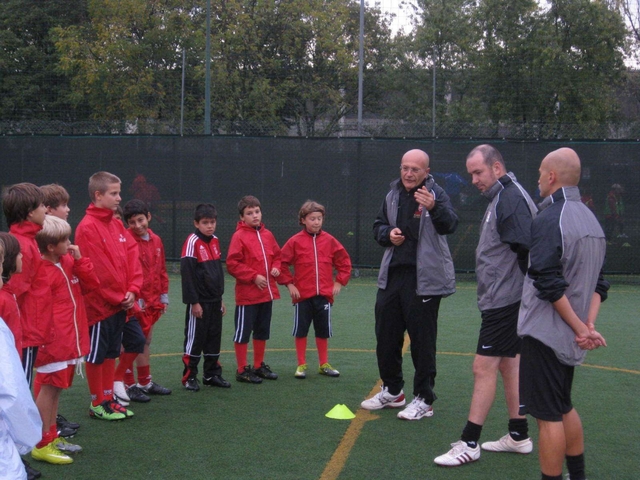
114;199;171;400
180;203;229;392
32;216;99;464
75;171;143;421
2;183;49;385
278;201;352;378
40;183;71;221
226;195;282;384
40;182;82;435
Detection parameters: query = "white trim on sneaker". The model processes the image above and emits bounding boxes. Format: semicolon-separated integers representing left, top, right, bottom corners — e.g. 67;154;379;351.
360;386;406;410
434;440;481;466
397;396;433;420
481;433;533;454
113;380;130;406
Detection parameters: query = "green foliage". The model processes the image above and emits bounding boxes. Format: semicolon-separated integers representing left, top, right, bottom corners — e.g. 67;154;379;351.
0;0;634;136
0;0;90;120
391;0;628;134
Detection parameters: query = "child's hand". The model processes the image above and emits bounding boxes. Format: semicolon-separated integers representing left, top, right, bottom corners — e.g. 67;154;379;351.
221;301;227;316
254;274;267;289
121;292;136;310
68;244;82;260
270;268;280;277
332;282;342;296
287;284;300;300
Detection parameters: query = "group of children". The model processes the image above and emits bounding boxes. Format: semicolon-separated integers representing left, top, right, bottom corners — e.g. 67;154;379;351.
180;195;352;390
0;171;352;479
0;173;171;477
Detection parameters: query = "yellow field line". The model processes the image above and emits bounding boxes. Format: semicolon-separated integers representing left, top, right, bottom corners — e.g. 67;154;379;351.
319;334;412;480
150;349;640;376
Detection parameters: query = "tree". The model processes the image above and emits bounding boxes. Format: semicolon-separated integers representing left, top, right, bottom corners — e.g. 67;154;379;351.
54;0;201;131
0;0;89;121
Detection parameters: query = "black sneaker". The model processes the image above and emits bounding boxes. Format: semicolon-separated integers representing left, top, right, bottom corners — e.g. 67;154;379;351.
254;362;278;380
235;366;263;384
139;381;172;395
57;425;78;438
203;375;231;388
184;377;200;392
126;385;151;403
56;413;80;430
22;458;41;480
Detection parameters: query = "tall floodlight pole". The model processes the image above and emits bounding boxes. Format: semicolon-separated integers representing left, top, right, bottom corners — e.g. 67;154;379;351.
357;0;364;135
204;0;211;135
432;48;436;138
180;47;186;136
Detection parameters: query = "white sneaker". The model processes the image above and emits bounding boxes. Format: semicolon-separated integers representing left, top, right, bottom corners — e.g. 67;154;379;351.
360;386;406;410
434;440;481;466
113;381;130;406
481;434;533;454
397;396;433;420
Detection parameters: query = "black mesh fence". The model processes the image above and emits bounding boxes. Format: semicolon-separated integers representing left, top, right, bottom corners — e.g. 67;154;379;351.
1;136;638;273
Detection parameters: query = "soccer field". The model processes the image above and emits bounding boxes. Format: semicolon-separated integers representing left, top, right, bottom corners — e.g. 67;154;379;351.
35;275;640;479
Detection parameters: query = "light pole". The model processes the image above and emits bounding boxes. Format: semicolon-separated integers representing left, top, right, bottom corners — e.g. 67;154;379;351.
204;0;211;135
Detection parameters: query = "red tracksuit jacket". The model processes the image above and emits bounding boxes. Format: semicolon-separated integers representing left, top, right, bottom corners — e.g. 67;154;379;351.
8;221;52;348
75;204;143;325
226;221;281;306
0;285;22;353
127;228;169;325
279;229;352;304
35;255;100;366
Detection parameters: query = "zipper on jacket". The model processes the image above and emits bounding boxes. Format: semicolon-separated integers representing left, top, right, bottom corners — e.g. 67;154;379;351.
256;229;274;300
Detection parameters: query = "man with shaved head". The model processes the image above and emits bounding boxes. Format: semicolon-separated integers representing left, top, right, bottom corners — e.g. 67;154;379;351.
361;149;458;421
518;148;609;480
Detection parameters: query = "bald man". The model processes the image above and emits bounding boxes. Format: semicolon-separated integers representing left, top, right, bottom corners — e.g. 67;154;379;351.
361;149;457;420
518;148;609;480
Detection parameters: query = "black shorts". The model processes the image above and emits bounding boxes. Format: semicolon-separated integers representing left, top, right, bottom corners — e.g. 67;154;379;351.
292;296;332;339
476;301;522;357
519;335;574;422
121;317;146;354
233;301;272;344
87;311;127;364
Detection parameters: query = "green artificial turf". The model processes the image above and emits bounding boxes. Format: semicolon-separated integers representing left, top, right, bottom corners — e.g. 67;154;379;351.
33;275;639;479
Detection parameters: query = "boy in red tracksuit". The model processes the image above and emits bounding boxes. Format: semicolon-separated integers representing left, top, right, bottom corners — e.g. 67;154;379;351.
113;199;171;402
31;216;100;465
2;183;50;386
226;195;282;384
75;171;143;421
0;232;23;354
278;201;352;379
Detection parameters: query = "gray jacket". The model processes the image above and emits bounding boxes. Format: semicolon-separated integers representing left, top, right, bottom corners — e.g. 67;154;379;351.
518;186;609;366
476;173;537;311
375;176;457;296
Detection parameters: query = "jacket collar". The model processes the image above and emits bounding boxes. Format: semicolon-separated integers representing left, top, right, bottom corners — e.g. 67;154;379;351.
194;228;213;243
482;172;517;201
9;220;42;238
85;203;115;222
236;220;264;232
539;185;581;211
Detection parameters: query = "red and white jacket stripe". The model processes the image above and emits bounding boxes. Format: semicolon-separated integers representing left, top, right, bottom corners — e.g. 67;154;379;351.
278;229;352;304
226;221;281;306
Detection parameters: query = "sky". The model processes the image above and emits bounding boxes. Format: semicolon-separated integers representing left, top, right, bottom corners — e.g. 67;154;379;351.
366;0;416;35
